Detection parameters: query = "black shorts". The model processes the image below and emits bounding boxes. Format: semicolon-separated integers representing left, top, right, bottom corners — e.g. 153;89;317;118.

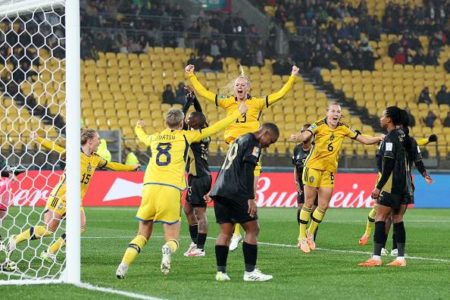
212;195;257;224
377;191;411;211
186;175;211;208
297;190;319;206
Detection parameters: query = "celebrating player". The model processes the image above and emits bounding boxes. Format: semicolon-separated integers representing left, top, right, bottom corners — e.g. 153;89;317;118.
359;106;412;267
116;103;248;278
182;91;211;257
211;123;279;282
185;63;299;250
7;130;139;262
290;102;383;253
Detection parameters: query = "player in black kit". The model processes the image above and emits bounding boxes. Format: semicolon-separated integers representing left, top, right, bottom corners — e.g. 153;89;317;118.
211;123;279;282
292;123;318;225
182;90;211;257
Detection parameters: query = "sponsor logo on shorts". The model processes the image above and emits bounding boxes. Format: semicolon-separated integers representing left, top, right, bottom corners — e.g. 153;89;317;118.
309;176;314;183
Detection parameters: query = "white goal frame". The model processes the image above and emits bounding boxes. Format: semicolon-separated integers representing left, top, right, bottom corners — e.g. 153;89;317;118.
0;0;80;285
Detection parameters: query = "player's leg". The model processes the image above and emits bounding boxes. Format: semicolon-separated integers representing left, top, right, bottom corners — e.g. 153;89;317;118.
183;200;198;255
359;204;377;246
213;196;233;281
359;201;392;267
306;185;333;250
298;167;319;253
388;204;407;267
0;206;7;251
188;206;207;256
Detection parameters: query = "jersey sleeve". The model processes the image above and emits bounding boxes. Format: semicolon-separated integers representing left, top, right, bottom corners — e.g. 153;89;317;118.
266;75;296;106
36;137;66;155
187;72;217;103
342;124;359;139
382;135;396;159
104;161;137;171
187;110;241;143
307;121;321;135
135;125;152;146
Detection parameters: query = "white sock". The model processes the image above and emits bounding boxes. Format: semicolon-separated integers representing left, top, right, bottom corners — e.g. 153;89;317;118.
372;255;381;260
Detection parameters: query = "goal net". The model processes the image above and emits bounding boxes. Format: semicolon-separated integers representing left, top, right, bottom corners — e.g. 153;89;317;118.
0;0;80;284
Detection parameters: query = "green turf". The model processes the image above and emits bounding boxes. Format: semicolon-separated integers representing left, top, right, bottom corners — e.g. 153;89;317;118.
2;207;450;299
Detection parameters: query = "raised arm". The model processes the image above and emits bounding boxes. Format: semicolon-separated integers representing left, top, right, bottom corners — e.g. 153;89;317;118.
289;130;313;143
185;64;217;103
191;103;248;142
32;132;66;155
266;65;298;106
134;120;152;146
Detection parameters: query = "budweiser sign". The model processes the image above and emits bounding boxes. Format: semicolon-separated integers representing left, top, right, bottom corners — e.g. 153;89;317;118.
8;171;380;208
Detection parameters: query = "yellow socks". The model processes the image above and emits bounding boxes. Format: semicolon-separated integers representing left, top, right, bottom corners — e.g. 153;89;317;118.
234;224;241;236
15;225;52;244
164;239;179;253
298;207;312;240
48;233;66;254
308;208;326;235
365;208;377;236
121;235;148;266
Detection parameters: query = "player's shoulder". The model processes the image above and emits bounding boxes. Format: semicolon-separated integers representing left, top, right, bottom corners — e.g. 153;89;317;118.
237;133;257;146
337;121;352;128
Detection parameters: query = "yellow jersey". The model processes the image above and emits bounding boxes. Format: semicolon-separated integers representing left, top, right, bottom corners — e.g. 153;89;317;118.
187;72;296;143
37;137;136;205
305;119;359;173
136;110;241;190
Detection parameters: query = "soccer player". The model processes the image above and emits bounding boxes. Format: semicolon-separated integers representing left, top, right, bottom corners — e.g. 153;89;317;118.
359;106;411;267
185;64;299;251
7;130;139;262
290;102;382;253
358;133;435;248
211;123;279;282
182;91;211;257
292;124;318;227
116;103;248;278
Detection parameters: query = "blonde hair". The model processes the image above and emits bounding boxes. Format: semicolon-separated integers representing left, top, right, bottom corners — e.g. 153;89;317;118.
219;65;251;97
166;108;184;129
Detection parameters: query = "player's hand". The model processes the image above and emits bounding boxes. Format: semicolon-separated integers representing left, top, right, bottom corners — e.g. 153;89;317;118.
371;188;381;199
291;65;299;76
379;134;385;141
132;164;141;171
248;199;257;217
136;120;145;127
238;102;248;115
289;133;302;142
185;64;195;73
204;192;213;203
424;174;433;184
30;131;39;140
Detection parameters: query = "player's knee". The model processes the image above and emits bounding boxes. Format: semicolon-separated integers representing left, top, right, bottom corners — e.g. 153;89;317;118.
392;214;403;223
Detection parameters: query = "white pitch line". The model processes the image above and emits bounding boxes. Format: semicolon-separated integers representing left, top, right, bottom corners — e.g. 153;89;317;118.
82;235;450;263
75;282;163;300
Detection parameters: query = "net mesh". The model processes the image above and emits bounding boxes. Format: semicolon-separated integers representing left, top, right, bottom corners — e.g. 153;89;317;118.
0;2;66;281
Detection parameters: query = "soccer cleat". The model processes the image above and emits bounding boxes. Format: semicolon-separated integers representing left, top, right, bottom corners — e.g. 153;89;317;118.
387;258;406;267
390;249;398;256
215;271;231;281
243;268;273;282
358;258;382;267
183;242;197;257
0;259;17;272
7;235;16;252
297;238;310;253
229;234;242;251
358;234;370;246
160;244;171;275
116;263;129;279
40;251;57;263
381;248;388;256
306;232;316;250
185;248;205;257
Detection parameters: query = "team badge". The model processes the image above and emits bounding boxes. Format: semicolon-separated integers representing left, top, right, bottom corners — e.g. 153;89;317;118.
309;176;314;183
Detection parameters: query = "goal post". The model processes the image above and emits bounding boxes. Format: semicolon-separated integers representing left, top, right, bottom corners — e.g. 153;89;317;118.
0;0;80;285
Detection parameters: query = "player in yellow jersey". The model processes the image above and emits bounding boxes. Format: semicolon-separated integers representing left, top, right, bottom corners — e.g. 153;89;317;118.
7;129;139;262
185;63;299;250
116;103;248;278
290;103;383;253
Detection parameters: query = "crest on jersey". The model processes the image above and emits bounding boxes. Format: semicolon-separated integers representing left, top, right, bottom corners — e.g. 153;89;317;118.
87;163;92;172
385;142;393;151
252;146;260;157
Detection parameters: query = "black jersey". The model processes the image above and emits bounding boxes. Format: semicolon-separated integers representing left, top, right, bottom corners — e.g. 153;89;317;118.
188;136;211;177
292;144;311;185
210;133;261;201
378;128;410;195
